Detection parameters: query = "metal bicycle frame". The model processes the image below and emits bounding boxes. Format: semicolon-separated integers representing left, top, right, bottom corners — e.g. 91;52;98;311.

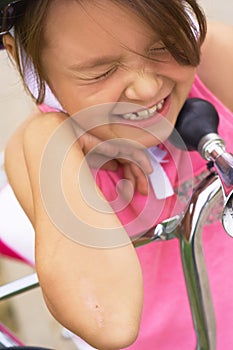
0;170;224;350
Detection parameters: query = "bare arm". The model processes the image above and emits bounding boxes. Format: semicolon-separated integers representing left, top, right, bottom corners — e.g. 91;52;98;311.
5;112;143;350
197;21;233;112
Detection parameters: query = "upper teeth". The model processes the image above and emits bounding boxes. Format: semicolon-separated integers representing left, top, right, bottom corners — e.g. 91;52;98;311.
121;99;165;120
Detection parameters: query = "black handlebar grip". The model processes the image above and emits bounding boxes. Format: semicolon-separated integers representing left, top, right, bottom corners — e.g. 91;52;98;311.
169;98;219;151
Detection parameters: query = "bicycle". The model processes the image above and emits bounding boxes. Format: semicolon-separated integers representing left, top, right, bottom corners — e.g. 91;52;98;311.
0;98;233;350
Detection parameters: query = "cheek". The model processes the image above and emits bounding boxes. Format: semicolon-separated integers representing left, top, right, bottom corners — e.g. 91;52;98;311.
176;67;196;87
170;67;196;110
160;61;195;85
63;88;122;116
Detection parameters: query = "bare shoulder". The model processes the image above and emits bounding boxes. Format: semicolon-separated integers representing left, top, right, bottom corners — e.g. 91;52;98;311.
197;21;233;111
5;111;37;222
5;109;69;223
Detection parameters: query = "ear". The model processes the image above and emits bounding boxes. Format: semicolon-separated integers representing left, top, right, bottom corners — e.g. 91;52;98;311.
2;33;17;60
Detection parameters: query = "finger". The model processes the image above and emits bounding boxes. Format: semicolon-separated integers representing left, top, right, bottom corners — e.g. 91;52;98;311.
101;160;119;171
121;163;136;201
86;153;119;171
78;132;119;158
126;163;149;196
117;146;153;175
131;149;153;175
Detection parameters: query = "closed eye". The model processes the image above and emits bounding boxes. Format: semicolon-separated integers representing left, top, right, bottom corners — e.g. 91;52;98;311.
94;66;118;81
79;66;118;84
149;46;167;55
147;41;170;59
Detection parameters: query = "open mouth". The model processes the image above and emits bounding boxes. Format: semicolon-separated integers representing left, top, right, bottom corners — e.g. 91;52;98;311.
121;99;165;121
111;97;168;122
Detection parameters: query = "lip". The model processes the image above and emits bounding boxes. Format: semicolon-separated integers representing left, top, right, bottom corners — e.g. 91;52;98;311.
110;94;172;128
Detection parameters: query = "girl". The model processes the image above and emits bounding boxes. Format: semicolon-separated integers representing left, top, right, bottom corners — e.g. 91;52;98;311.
1;0;233;349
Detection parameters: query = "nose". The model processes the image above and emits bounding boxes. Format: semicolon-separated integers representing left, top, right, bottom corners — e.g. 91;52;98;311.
124;69;162;102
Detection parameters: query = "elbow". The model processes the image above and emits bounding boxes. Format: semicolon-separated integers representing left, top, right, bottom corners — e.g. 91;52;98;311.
71;316;140;350
91;318;140;350
43;293;140;350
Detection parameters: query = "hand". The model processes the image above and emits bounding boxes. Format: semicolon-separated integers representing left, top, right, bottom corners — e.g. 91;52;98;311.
74;125;153;196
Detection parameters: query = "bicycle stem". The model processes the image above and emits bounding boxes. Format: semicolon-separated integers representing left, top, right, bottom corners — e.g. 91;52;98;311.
133;171;222;350
176;172;221;350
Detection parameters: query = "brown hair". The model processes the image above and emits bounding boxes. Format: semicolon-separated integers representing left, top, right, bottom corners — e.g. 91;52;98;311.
12;0;207;104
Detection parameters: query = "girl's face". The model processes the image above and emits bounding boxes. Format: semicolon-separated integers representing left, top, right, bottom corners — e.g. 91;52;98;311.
42;0;196;147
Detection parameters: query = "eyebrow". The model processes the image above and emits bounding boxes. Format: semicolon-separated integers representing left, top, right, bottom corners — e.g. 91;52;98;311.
68;55;121;71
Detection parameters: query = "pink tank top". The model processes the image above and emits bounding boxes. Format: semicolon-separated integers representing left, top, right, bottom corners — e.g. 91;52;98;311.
40;76;233;349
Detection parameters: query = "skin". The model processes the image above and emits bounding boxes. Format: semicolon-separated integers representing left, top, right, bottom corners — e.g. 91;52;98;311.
3;1;233;348
197;21;233;111
42;1;195;145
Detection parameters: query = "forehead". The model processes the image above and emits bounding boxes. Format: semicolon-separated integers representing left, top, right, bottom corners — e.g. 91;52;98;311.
43;0;158;58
